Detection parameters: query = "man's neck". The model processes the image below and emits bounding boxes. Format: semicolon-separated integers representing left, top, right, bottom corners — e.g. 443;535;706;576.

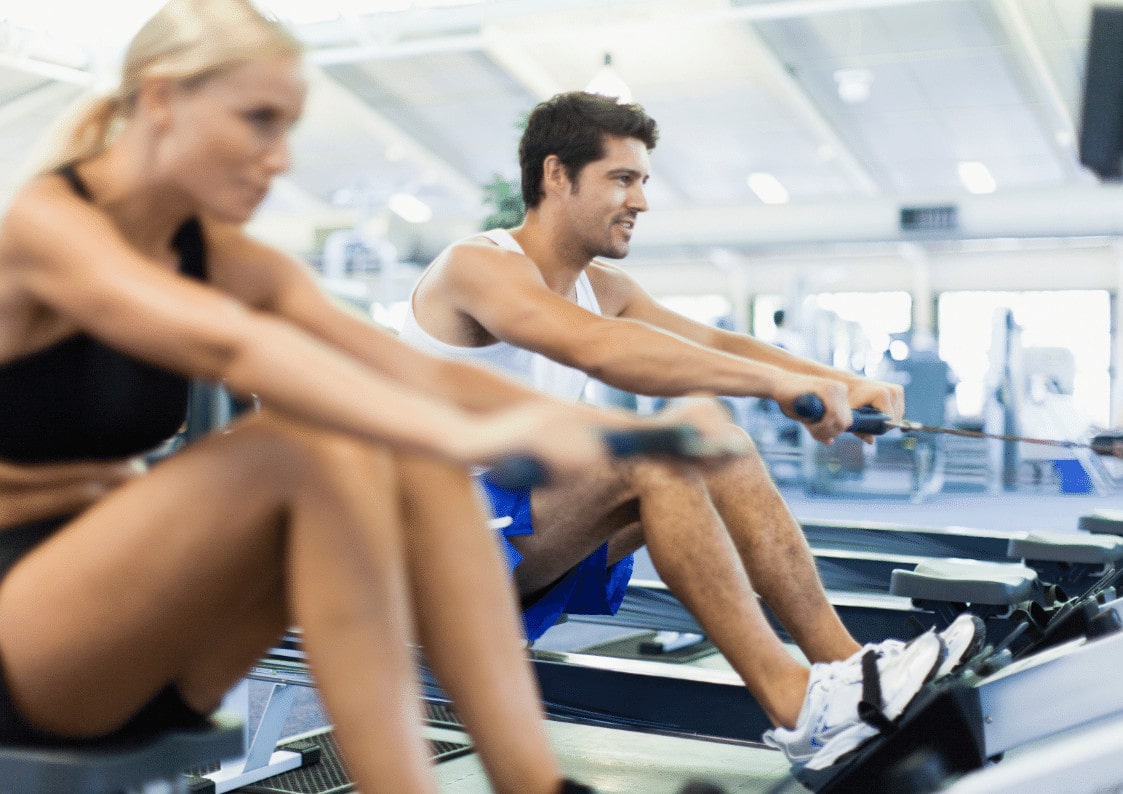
509;213;590;296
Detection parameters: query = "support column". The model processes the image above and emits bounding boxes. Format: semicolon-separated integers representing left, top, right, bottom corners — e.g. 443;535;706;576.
1112;252;1122;426
901;243;934;346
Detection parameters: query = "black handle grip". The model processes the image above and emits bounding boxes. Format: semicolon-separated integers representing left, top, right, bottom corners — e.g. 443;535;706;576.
792;393;893;436
483;426;708;490
601;426;703;457
482;455;550;490
793;393;826;422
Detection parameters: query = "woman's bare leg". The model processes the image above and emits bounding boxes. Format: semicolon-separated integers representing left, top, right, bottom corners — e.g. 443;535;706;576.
396;454;561;794
0;415;434;792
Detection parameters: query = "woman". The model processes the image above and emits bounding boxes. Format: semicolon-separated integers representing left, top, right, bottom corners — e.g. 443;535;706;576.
0;1;685;791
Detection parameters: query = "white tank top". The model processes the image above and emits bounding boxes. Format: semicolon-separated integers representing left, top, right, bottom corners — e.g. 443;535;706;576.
400;229;600;402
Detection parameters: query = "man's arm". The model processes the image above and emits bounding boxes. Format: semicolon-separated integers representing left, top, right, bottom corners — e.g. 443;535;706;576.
600;262;904;422
442;244;860;441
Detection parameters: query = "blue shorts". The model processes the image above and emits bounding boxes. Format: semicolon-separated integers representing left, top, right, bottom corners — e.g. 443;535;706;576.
478;478;633;641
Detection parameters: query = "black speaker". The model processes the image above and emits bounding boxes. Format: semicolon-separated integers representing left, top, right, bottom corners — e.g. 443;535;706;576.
1079;6;1123;179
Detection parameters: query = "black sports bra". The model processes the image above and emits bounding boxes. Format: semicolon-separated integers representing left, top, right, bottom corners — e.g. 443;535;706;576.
0;165;208;463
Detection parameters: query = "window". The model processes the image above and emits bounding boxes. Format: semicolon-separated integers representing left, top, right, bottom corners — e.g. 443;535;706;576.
937;290;1111;426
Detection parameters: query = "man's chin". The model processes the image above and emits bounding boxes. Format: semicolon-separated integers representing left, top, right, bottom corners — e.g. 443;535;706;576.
598;243;630;260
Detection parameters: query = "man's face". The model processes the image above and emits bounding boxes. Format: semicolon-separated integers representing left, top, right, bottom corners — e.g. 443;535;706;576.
564;134;650;260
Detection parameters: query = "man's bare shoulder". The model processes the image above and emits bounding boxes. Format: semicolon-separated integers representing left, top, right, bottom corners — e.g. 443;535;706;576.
585;258;640;310
442;234;537;276
448;233;518;256
586;257;631;281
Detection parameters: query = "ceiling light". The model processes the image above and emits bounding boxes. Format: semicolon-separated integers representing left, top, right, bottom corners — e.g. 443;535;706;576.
388;193;432;223
585;53;633;104
747;172;789;205
956;161;996;194
834;68;873;104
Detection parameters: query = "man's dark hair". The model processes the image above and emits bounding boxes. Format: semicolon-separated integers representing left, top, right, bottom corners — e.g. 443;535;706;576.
519;91;659;209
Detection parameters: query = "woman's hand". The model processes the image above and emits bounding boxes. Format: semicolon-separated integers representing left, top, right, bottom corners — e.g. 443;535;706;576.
459;402;610;481
651;396;753;458
0;457;147;527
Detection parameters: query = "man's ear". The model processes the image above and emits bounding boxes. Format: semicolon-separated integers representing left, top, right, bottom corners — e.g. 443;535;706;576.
541;154;570;197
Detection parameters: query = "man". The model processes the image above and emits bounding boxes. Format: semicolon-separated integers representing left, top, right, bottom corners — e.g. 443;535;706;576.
400;91;981;771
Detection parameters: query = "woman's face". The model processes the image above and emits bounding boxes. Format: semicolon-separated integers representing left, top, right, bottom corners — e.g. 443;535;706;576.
161;52;307;224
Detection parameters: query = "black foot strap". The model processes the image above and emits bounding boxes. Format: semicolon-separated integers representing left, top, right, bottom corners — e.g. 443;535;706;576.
857;649;897;735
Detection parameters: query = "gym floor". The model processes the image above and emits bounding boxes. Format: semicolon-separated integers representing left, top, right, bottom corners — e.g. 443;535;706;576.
242;483;1115;793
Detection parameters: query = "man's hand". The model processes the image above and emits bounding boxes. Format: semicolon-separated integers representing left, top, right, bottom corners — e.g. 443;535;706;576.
773;376;853;445
841;376;905;443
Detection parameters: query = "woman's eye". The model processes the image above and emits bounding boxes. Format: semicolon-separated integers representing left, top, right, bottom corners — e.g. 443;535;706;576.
245;108;280;128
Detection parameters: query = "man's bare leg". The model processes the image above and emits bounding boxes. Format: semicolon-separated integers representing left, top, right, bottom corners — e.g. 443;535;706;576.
704;430;859;663
516;462;811;728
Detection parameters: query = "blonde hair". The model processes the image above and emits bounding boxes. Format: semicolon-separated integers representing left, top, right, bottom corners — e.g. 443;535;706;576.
39;0;301;173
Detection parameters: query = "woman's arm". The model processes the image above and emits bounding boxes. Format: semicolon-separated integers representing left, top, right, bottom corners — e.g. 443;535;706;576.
1;180;602;467
213;226;640;427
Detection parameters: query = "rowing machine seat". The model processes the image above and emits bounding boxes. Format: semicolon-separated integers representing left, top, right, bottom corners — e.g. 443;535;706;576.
1080;510;1123;537
1008;531;1123;565
890;559;1038;606
0;710;244;794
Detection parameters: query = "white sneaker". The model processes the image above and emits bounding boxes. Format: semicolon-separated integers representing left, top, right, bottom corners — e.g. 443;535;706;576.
846;614;984;681
763;632;943;771
935;613;986;678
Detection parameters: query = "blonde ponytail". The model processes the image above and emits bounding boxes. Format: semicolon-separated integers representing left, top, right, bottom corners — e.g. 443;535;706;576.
32;0;299;176
38;93;125;174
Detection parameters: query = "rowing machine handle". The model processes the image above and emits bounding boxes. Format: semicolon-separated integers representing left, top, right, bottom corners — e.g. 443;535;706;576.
792;393;893;435
483;426;704;490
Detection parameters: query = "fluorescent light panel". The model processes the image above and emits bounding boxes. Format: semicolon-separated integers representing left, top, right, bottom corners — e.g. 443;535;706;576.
957;161;996;194
388;192;432;223
747;172;789;205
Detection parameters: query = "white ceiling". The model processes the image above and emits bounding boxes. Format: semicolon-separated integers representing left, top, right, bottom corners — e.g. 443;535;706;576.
0;0;1114;264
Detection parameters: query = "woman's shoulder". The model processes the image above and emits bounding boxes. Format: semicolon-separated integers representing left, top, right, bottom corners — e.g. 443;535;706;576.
0;175;67;255
2;172;86;237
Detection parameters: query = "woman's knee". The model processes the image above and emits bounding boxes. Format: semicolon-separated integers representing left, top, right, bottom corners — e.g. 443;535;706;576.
626;456;707;492
223;413;395;496
626;421;765;495
393;453;474;513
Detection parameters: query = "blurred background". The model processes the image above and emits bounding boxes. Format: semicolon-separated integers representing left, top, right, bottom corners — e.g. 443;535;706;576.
4;0;1120;499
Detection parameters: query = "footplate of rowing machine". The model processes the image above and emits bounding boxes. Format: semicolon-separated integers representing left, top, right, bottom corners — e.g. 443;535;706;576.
792;683;986;794
890;559;1039;607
